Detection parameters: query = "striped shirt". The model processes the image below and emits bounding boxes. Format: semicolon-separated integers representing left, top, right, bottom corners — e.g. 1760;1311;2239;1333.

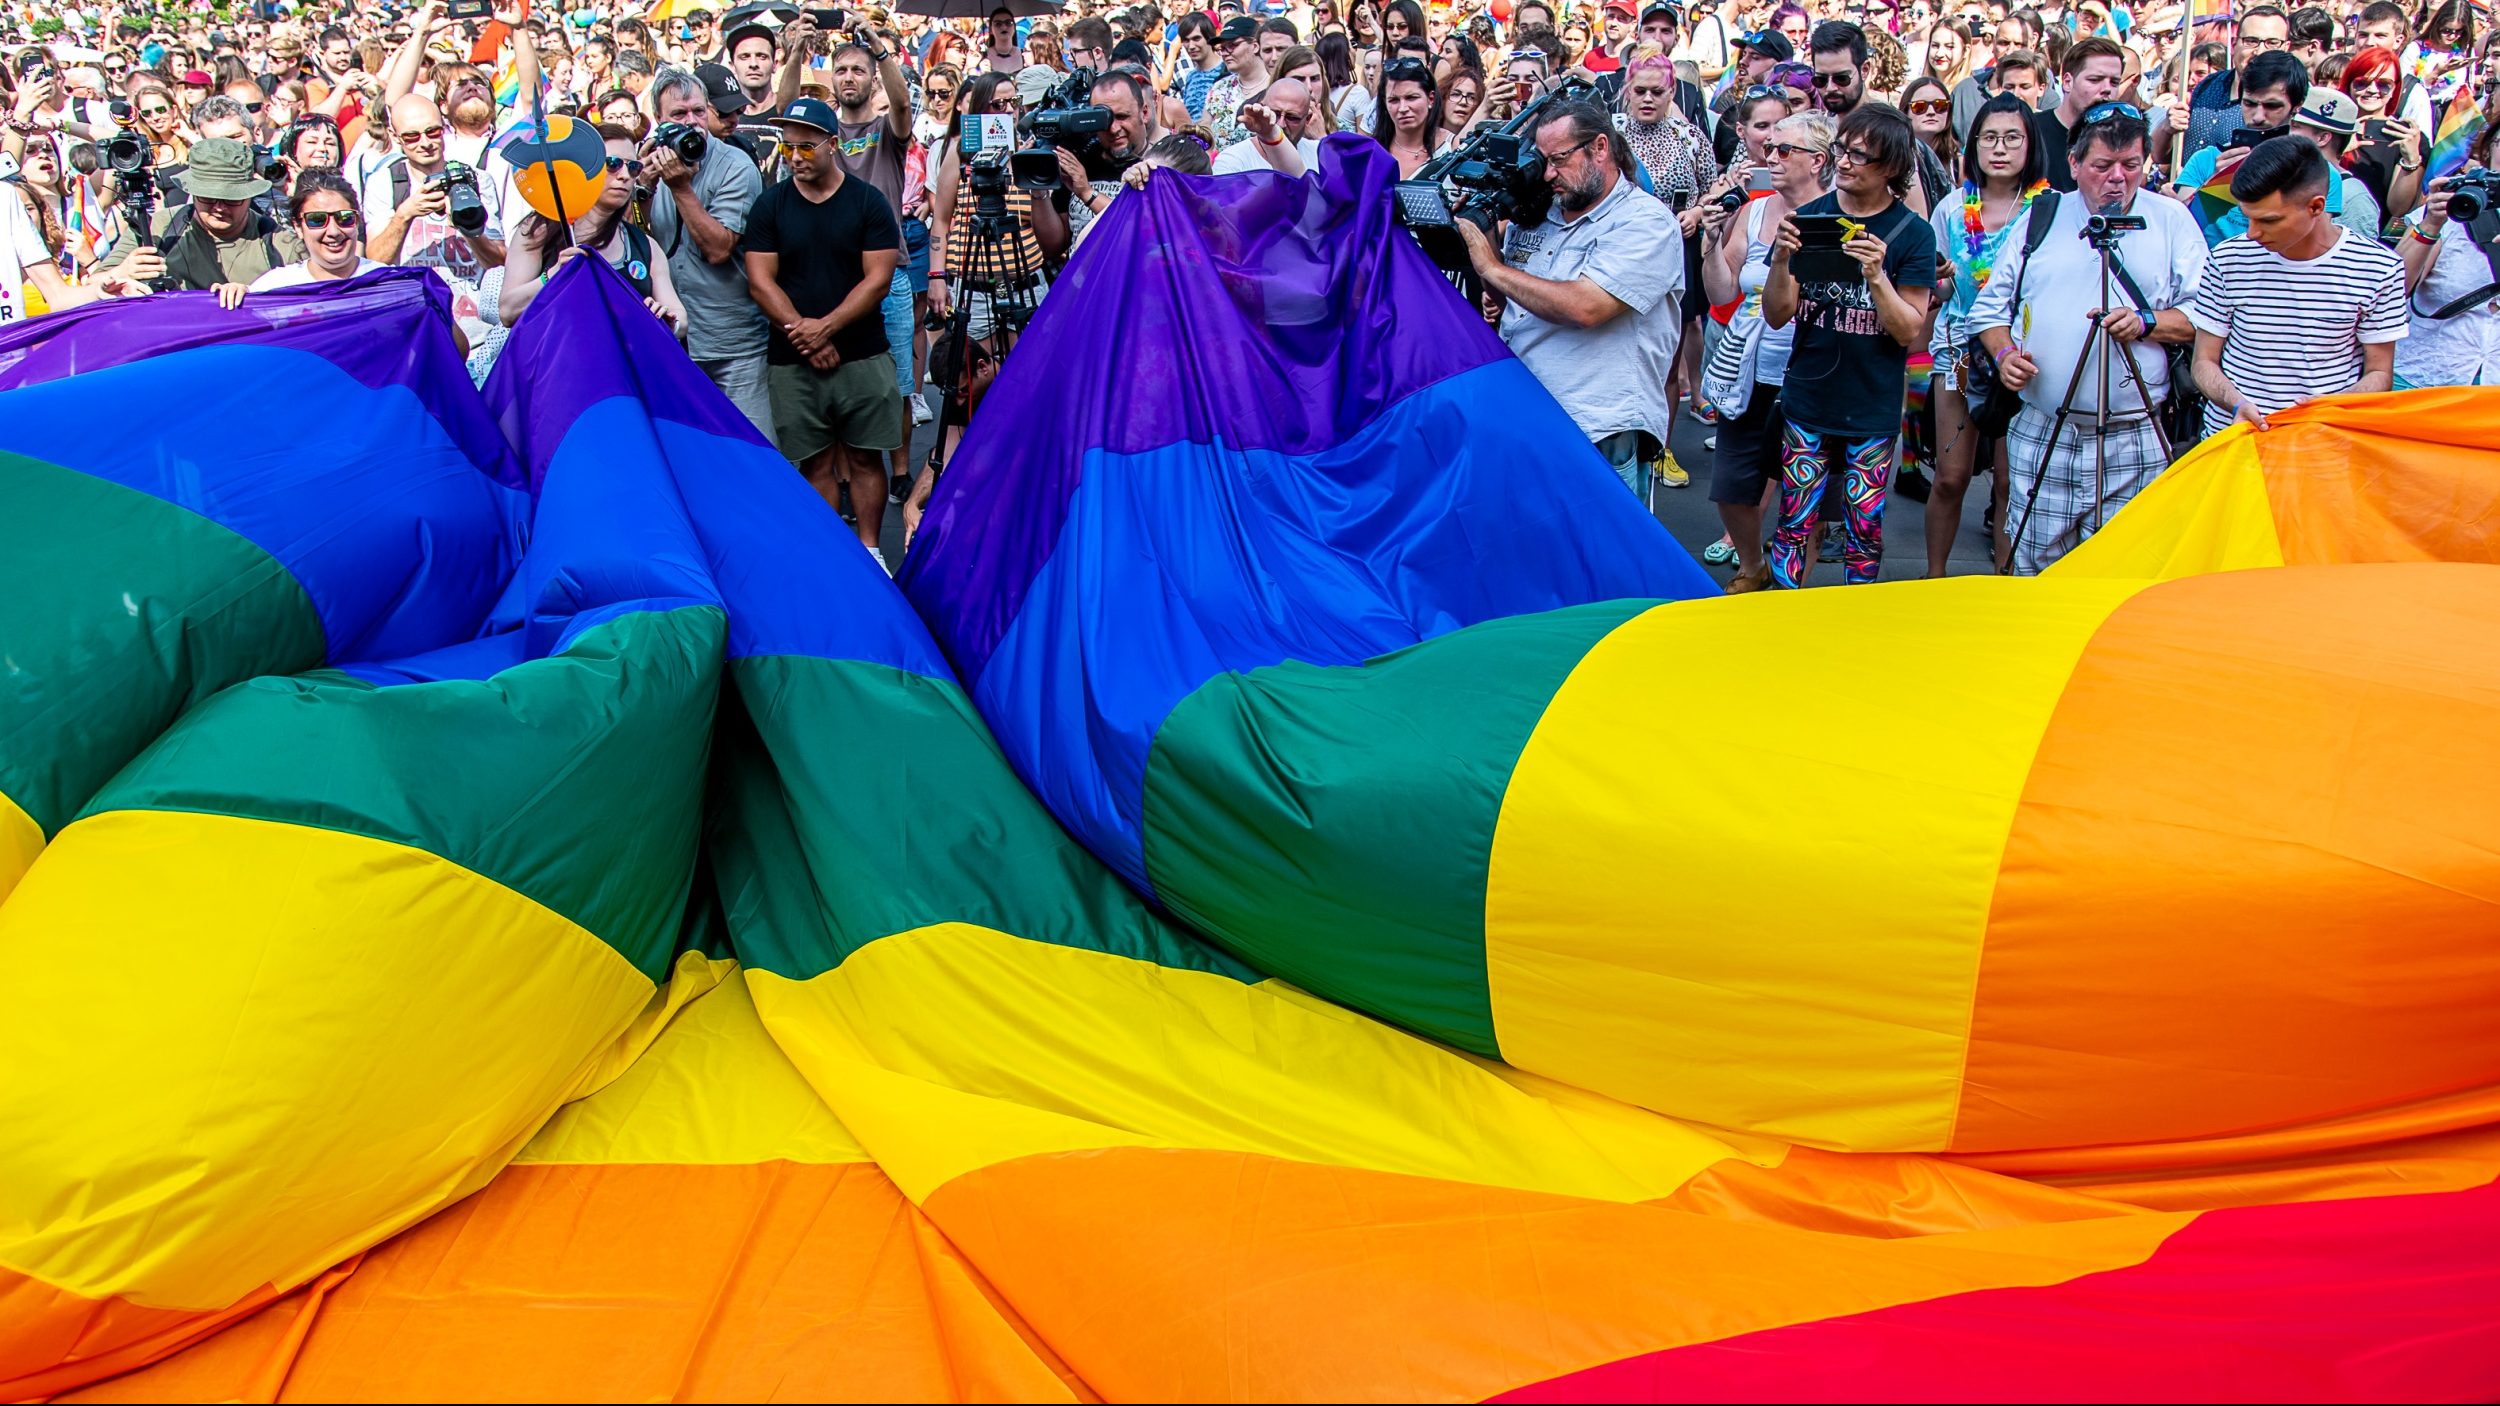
2188;229;2407;436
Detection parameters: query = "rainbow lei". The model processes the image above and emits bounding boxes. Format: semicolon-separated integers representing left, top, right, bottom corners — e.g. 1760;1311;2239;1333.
1961;179;2051;290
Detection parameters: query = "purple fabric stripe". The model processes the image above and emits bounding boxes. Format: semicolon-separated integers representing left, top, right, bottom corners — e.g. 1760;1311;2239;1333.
481;254;771;492
0;267;523;489
900;134;1509;687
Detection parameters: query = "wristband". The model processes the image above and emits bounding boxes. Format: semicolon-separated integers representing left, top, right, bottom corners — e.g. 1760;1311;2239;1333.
928;269;951;281
2409;224;2440;246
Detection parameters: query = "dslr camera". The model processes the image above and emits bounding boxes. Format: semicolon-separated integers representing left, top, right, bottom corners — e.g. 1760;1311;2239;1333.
1392;77;1593;274
2444;167;2500;222
432;162;488;233
100;128;175;292
1013;67;1117;192
654;120;707;165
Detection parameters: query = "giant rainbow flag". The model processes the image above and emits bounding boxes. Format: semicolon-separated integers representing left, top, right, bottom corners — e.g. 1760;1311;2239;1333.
2;138;2498;1401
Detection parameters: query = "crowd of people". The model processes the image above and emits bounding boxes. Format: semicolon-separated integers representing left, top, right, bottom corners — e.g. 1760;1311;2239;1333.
3;0;2491;581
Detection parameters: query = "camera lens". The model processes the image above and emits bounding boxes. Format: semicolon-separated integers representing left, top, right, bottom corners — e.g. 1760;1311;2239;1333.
1715;189;1744;213
2453;186;2485;222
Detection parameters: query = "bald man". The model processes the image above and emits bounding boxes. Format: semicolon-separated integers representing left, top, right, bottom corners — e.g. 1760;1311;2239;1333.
1211;76;1323;175
363;92;506;350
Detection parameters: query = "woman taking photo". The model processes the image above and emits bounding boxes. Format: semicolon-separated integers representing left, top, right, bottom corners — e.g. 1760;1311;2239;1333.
2395;122;2500;388
1702;102;1827;592
497;126;686;333
2341;46;2426;226
1371;54;1444;177
1923;92;2042;577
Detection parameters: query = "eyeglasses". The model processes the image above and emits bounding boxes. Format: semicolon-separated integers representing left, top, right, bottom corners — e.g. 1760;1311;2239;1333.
2079;100;2144;124
1834;141;1880;164
1811;68;1855;87
299;208;358;230
1541;134;1599;165
1974;127;2025;147
2241;34;2289;49
1906;97;1949;114
779;137;824;157
604;155;645;174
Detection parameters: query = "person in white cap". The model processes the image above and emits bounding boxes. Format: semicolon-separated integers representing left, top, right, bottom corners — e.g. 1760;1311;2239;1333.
2285;87;2383;244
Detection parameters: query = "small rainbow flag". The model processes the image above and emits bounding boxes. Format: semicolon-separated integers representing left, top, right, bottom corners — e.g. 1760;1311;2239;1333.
2428;85;2483;180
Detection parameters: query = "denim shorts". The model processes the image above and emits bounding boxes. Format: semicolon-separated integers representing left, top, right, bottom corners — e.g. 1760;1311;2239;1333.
881;267;915;400
901;215;931;295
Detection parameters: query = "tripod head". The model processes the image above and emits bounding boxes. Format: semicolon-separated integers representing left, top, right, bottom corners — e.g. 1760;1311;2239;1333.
2081;200;2147;250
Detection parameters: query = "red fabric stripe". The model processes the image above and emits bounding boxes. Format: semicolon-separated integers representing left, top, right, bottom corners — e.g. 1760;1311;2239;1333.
1491;1179;2500;1403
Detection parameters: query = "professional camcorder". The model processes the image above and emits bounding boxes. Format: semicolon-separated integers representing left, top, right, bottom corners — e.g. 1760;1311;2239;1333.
1391;76;1593;274
433;161;488;233
99;127;174;292
654;119;707;165
1013;66;1117;192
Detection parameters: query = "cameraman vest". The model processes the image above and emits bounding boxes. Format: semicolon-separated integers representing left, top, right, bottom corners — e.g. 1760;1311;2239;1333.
146;205;300;290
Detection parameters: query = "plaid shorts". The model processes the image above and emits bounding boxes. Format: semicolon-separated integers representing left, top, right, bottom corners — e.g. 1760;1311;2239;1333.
2002;404;2171;575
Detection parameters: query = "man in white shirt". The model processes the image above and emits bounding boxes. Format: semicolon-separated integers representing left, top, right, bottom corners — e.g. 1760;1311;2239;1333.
1210;78;1324;175
1973;105;2205;573
362;93;507;357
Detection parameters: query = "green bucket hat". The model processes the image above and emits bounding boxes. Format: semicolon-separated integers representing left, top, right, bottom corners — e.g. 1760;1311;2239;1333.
184;138;271;201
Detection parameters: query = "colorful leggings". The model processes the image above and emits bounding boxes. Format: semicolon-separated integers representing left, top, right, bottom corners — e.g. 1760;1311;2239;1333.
1769;424;1896;588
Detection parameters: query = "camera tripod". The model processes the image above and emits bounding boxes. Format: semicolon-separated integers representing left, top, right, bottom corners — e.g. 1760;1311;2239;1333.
920;195;1045;489
2001;217;2173;573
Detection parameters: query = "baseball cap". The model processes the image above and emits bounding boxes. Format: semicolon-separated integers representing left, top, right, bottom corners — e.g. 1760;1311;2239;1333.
1638;2;1678;20
1737;29;1793;61
1015;62;1061;107
697;61;745;112
1604;0;1636;16
775;95;842;133
1217;15;1260;44
2295;87;2359;136
725;18;775;51
179;67;212;86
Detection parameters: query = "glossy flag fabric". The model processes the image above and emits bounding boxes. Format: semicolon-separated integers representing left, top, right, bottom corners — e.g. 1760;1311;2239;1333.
5;243;2500;1403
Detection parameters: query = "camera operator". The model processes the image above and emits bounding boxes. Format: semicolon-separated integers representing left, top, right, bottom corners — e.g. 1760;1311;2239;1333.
2393;124;2500;389
363;93;506;361
95;138;307;293
1056;68;1159;237
1453;99;1687;498
645;65;774;435
1970;104;2204;574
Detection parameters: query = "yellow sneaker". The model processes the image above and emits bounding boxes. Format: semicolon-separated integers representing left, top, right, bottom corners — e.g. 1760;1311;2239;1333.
1656;451;1691;489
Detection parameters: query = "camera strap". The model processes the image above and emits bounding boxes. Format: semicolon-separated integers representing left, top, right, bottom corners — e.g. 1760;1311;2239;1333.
2416;213;2500;321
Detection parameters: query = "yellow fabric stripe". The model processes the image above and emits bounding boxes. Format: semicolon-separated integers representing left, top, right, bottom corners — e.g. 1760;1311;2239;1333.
746;924;1783;1207
0;789;38;903
1483;579;2143;1153
518;960;872;1168
2048;432;2287;579
0;810;672;1309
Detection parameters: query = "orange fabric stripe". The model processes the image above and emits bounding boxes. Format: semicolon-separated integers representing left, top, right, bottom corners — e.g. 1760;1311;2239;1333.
2250;391;2500;565
0;1271;287;1402
64;1163;1084;1404
919;1147;2186;1403
1959;565;2500;1154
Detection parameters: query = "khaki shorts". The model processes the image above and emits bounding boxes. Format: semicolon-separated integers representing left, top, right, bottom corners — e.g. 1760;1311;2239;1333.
770;352;903;464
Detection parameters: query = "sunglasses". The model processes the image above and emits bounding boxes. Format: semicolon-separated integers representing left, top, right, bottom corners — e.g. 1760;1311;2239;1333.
299;208;358;230
402;123;446;141
604;155;646;175
1906;97;1948;114
779;137;824;157
2350;78;2395;92
1763;139;1820;157
139;103;173;116
1384;55;1433;79
927;86;956;100
2080;99;2144;124
1811;69;1854;87
241;100;265;111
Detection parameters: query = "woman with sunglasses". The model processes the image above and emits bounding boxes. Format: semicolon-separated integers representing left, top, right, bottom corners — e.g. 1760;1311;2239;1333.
2341;46;2425;226
1381;0;1426;50
1371;54;1445;177
497;127;685;333
916;62;963;150
126;79;194;164
221;168;393;300
1922;92;2038;577
1900;74;1954;208
1702;105;1827;591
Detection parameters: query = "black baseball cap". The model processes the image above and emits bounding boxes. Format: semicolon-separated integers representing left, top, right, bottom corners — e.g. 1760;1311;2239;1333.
725;19;775;51
1217;15;1260;44
697;61;745;111
1639;3;1680;24
774;95;841;133
1737;29;1793;61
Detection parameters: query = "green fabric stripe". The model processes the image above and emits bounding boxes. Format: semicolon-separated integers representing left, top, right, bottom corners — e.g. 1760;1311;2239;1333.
1139;600;1655;1057
86;606;725;982
0;450;325;836
711;654;1254;984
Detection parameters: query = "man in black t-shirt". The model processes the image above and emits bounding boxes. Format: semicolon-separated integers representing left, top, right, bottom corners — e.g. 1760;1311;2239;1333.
742;97;906;570
1761;104;1937;588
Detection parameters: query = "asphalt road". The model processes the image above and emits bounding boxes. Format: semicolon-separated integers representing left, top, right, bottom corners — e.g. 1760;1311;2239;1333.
878;387;2005;585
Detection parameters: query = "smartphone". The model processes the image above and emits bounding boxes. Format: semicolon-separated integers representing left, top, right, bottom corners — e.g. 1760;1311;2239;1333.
445;0;491;17
2363;118;2393;143
1746;166;1775;196
2225;124;2287;150
807;7;848;26
1790;212;1860;282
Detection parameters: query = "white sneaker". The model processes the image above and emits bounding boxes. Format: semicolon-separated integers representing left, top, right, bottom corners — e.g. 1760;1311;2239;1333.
909;393;933;426
1703;435;1717;452
868;545;891;576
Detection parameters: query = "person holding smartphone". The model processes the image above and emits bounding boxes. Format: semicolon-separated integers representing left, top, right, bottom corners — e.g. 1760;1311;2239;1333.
1761;101;1935;587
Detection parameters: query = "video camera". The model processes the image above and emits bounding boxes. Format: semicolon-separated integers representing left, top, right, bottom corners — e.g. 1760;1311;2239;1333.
1013;67;1117;193
1391;77;1593;274
99;127;175;293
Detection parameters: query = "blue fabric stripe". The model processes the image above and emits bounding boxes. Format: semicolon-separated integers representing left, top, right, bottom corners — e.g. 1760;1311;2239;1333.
0;343;522;664
969;358;1715;888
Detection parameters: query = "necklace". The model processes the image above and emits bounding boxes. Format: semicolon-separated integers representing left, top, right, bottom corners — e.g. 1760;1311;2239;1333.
1961;178;2048;288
